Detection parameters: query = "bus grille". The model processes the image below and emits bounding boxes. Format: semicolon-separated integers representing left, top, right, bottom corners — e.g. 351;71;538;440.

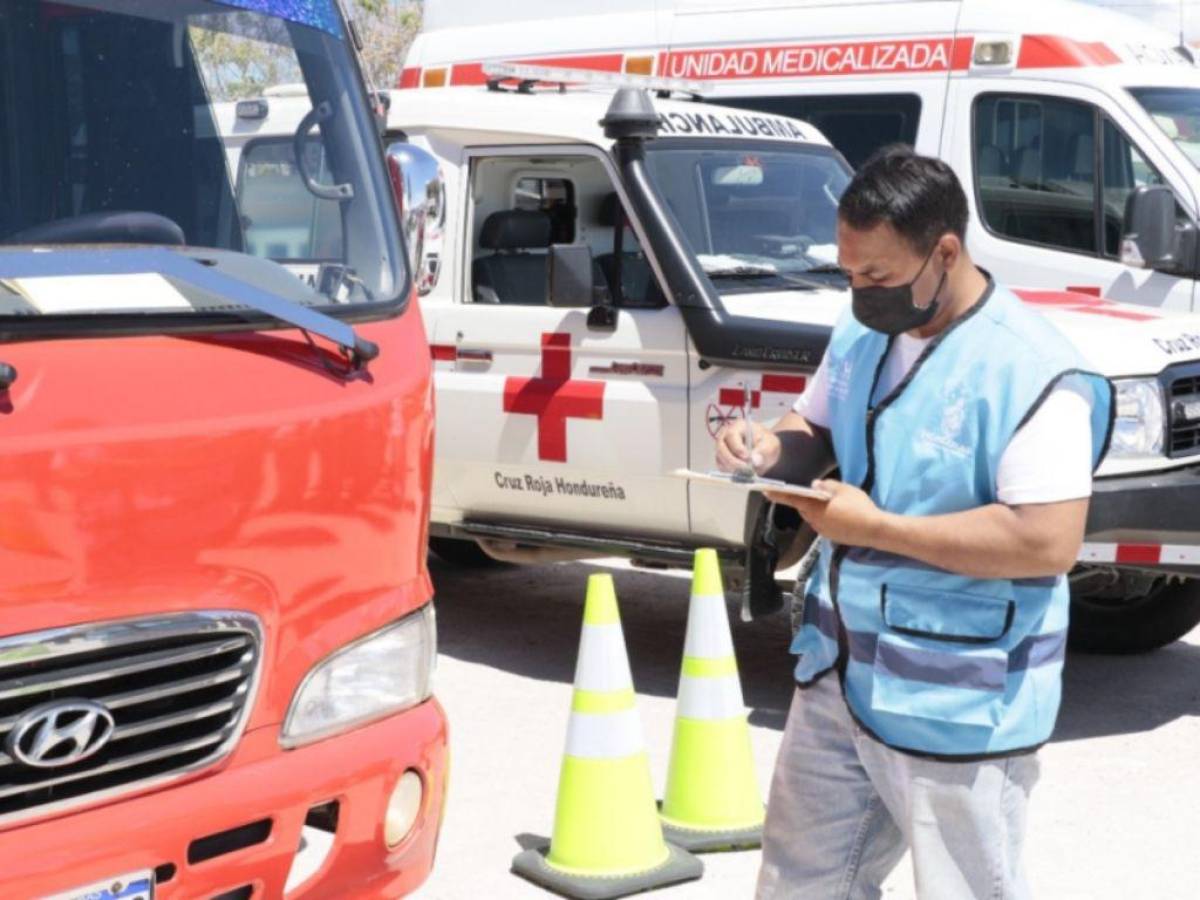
0;613;261;825
1168;371;1200;457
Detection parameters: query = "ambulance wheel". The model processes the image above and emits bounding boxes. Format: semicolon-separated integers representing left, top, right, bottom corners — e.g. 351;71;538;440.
429;537;507;568
1069;576;1200;654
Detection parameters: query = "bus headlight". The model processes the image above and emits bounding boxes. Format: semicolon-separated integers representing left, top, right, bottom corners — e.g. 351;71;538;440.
281;605;436;748
1108;378;1165;459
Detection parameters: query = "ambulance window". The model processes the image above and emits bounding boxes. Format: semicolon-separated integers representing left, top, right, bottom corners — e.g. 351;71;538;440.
973;94;1098;254
237;138;344;262
721;94;921;169
1101;117;1168;257
514;177;576;244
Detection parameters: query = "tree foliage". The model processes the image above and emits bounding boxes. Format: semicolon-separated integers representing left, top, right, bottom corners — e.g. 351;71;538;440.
190;1;422;100
351;1;423;90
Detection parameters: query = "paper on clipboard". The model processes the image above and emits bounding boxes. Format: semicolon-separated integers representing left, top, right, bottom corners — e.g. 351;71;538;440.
672;469;832;501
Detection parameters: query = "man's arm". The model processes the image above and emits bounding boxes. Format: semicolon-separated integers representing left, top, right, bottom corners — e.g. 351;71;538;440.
715;410;837;482
872;497;1088;579
777;481;1088;580
765;412;838;484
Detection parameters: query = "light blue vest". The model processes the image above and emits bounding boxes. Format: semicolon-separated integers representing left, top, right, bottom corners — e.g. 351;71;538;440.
792;281;1114;758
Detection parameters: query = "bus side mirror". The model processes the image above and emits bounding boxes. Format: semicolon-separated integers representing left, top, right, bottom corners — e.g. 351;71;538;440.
385;141;445;295
547;244;595;307
1121;185;1179;271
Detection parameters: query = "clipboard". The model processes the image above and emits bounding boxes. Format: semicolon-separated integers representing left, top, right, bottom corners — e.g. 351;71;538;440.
672;468;832;501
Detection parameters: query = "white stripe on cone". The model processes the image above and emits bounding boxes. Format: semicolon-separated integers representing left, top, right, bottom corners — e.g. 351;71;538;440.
676;673;746;721
683;593;735;660
573;623;635;692
564;708;646;759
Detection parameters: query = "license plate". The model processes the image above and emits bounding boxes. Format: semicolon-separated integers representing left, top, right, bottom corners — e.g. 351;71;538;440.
49;871;154;900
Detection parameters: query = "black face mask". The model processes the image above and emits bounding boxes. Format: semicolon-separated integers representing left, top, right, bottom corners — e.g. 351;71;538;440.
851;248;946;336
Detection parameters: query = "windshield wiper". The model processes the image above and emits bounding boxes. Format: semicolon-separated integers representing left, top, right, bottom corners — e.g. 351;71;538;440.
800;263;848;276
706;268;779;279
707;268;826;291
0;248;380;369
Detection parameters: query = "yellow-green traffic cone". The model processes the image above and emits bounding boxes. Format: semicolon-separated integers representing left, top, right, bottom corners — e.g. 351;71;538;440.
660;549;764;852
512;573;702;899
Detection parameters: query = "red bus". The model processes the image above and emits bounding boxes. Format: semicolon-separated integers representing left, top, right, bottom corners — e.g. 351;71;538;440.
0;2;444;896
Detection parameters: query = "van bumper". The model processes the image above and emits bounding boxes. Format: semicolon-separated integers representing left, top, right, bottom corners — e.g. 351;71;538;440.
1083;465;1200;576
2;698;448;899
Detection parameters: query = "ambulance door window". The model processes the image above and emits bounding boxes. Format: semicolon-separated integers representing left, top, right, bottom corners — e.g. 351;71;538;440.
237;138;344;261
972;94;1098;255
514;177;576;244
721;94;921;168
593;191;666;309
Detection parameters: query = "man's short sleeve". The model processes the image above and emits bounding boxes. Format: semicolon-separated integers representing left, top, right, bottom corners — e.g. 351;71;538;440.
996;380;1094;505
792;355;832;428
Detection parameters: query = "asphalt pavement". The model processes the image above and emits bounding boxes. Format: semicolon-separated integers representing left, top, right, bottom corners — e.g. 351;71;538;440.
413;556;1200;899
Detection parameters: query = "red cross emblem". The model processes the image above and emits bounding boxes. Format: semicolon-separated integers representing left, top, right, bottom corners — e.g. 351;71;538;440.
503;333;605;462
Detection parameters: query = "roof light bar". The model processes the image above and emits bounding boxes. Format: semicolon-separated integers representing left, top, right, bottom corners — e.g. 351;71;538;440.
482;61;711;96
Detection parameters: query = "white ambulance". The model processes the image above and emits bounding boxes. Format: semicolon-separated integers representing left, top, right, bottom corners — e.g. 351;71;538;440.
403;0;1200;313
226;75;1200;653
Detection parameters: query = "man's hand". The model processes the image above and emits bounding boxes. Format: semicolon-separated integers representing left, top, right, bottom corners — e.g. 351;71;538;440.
766;479;883;547
715;418;781;474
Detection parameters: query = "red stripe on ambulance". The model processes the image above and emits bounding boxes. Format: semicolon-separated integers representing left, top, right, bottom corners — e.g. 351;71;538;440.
1017;35;1121;69
1014;289;1159;322
1079;543;1200;565
761;374;808;394
658;37;969;81
1115;544;1163;565
719;388;761;408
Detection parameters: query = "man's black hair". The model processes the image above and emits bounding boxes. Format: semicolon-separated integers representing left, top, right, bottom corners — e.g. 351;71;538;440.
838;144;969;255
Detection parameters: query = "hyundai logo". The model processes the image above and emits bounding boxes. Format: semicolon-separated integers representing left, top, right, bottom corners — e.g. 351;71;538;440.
7;700;116;769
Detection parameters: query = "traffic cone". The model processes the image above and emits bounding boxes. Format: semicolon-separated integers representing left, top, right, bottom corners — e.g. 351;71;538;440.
659;549;764;852
512;573;703;899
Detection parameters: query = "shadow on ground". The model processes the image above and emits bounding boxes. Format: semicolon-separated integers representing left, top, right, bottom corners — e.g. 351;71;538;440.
433;557;1200;739
431;557;796;729
1053;639;1200;742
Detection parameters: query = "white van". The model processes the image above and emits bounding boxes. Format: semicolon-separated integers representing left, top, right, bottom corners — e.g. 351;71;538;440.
402;0;1200;312
229;74;1200;653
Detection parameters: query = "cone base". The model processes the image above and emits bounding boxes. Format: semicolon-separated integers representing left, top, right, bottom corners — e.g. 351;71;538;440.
660;816;763;853
511;841;703;900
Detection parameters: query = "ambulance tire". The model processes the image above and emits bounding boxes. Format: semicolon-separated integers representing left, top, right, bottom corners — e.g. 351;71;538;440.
1069;578;1200;654
428;537;507;569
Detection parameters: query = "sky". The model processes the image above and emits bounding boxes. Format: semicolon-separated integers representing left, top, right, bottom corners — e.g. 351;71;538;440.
1080;0;1200;44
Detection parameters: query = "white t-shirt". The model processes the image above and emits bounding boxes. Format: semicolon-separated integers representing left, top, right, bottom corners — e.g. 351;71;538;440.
793;334;1094;504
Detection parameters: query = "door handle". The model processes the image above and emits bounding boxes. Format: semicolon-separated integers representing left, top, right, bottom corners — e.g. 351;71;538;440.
457;348;493;364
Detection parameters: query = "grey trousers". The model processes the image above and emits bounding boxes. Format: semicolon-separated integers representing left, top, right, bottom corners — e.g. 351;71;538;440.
756;677;1040;900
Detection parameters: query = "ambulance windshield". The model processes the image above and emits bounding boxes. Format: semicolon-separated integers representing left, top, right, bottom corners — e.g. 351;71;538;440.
0;0;406;321
1132;88;1200;170
644;142;851;293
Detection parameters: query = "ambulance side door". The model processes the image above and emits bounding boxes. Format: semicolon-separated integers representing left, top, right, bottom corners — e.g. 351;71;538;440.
943;77;1199;311
429;145;691;538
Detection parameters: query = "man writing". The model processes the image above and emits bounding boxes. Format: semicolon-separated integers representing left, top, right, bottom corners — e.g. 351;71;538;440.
716;146;1113;899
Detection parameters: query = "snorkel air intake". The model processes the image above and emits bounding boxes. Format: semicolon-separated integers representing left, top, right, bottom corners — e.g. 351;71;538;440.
603;89;830;370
